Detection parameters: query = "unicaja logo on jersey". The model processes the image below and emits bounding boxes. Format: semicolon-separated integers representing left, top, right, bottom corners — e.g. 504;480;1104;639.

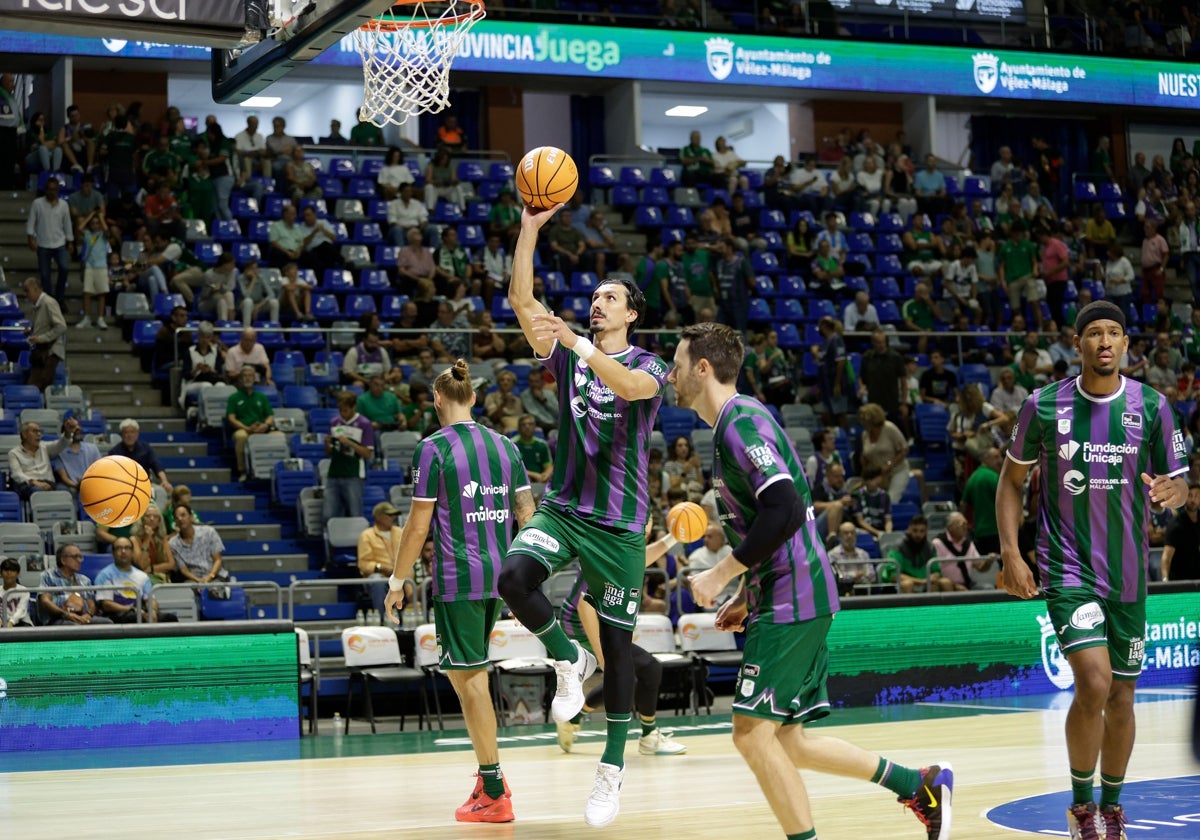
1062;469;1087;496
462;481;480;499
1037;614;1074;690
1058;440;1080;460
973;52;999;94
705;37;735;80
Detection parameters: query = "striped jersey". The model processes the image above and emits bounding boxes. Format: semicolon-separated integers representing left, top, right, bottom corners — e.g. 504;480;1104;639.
1008;376;1187;602
712;394;840;625
411;421;530;602
539;341;668;531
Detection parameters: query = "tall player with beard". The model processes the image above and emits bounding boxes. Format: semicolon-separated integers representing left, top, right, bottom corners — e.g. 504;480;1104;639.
384;360;535;824
998;301;1187;840
496;204;668;827
674;322;953;840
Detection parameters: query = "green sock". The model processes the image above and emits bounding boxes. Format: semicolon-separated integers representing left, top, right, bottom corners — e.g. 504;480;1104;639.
600;713;631;768
479;763;505;799
571;711;584;725
533;618;577;662
1099;772;1123;808
787;830;817;840
1070;767;1095;805
870;757;923;799
640;715;656;737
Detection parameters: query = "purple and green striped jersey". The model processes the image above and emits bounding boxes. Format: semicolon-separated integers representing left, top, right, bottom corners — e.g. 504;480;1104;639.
712;394;840;625
411;421;530;602
539;341;668;531
1008;376;1187;602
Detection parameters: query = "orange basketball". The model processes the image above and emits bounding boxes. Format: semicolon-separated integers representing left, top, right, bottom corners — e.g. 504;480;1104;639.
667;501;708;543
516;146;578;209
79;455;152;527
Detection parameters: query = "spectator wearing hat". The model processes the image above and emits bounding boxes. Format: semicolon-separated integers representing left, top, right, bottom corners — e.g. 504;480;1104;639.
358;500;411;622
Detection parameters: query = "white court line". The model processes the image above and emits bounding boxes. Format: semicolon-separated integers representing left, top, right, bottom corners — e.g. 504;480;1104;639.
915;701;1034;713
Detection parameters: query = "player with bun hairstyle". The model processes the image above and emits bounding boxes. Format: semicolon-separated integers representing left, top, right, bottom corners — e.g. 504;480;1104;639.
496;202;669;827
384;359;536;824
673;321;953;840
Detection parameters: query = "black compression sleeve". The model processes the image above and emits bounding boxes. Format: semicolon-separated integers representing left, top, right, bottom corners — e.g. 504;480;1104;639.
730;478;807;571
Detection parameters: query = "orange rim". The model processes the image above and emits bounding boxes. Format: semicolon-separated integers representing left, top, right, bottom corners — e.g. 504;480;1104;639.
362;0;485;31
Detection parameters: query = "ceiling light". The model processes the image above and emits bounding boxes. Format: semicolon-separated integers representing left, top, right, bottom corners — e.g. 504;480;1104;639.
241;96;282;108
665;105;708;118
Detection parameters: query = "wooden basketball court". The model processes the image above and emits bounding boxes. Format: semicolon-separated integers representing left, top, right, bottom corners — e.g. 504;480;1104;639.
3;693;1195;838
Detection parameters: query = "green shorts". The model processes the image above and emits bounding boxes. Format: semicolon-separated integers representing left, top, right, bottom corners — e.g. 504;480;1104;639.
732;617;833;726
1044;588;1146;680
434;598;502;670
507;506;646;630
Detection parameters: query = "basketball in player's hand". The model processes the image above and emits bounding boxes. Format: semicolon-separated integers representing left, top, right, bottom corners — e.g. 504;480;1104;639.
79;455;152;527
516;146;578;210
667;501;708;543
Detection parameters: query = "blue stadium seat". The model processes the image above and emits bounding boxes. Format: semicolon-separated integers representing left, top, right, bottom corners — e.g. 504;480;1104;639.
650;167;678;187
665;206;695;227
457;161;487;182
847;232;874;253
154;293;187;318
774;298;804;322
848;212;875;231
347;178;376;200
541;271;567;296
561;296;590;321
750;251;781;276
359;269;391;295
354;222;384;244
232;196;260;219
571;272;599;294
360;158;385;177
458;224;485;248
914;403;950;446
1099;183;1123;201
642;186;669;206
311;294;340;321
760;230;784;251
328;158;356;177
211;219;244;242
379;295;407;320
282;385;320;411
492;295;516;323
634;206;664;228
877;233;903;253
1105;202;1126;221
776;275;806;298
194;241;223;265
233;243;262;265
611;185;639;207
876;254;905;276
619;166;647;186
963;176;989;197
747;298;772;324
0;294;22;320
344;294;376;318
432;201;463;223
1074;180;1098;202
876;213;904;233
263;194;288;218
489;162;515;182
249;219;271;243
374;244;399;265
658;406;697;441
317;175;345;198
753;276;776;298
322;269;354;294
741;190;764;209
589;165;616;188
876;300;902;323
661;228;686;247
775;323;803;349
807;299;835;321
760;209;787;230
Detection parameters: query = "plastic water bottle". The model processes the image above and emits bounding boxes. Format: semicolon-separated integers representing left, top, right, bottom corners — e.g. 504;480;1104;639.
331;712;343;736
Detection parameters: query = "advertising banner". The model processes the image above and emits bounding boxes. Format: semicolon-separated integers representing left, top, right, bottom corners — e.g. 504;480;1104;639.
1;20;1197;110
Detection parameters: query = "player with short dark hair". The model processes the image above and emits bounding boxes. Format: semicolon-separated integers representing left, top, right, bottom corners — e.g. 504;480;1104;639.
384;359;535;824
675;321;953;840
496;203;667;827
997;299;1189;840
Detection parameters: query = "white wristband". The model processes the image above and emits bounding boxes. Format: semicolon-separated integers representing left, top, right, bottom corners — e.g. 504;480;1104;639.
574;337;596;361
662;535;677;549
387;575;405;592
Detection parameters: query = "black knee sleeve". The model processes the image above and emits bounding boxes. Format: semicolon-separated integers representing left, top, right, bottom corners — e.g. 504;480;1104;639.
496;553;554;630
598;621;635;715
632;644;662;718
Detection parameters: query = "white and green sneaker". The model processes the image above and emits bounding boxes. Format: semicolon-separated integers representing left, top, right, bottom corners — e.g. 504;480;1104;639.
637;728;687;755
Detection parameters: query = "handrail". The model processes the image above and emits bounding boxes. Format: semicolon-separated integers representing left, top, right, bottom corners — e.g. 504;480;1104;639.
287;575;418;625
923;553;1001;593
149;580;283;619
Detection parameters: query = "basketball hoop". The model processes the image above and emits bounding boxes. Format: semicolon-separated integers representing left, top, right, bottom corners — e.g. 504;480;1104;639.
354;0;486;127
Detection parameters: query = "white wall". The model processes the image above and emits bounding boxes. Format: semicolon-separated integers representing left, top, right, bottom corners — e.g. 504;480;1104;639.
522;92;574;157
640;101;789;166
1127;123;1200;166
936;110;974;169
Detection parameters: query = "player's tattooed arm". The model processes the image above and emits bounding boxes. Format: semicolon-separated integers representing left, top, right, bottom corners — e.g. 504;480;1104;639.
513;487;536;529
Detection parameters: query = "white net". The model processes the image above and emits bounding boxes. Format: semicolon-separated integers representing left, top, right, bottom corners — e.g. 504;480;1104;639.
354;1;486;127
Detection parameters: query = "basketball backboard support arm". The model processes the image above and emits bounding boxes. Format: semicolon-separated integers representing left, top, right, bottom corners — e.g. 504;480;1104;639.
212;0;396;104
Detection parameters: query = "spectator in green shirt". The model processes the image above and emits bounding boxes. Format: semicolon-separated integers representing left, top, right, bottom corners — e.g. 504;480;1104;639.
226;366;281;481
514;414;553;483
998;221;1043;330
680;129;714;187
349;109;384;146
357;374;406;433
401;382;439;437
885;514;952;593
960;446;1002;555
681;233;715;313
142;134;183;188
901;281;941;354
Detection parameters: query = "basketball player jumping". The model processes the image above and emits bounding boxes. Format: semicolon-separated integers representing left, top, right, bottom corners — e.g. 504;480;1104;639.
675;322;953;840
997;300;1188;840
496;203;668;827
384;360;536;824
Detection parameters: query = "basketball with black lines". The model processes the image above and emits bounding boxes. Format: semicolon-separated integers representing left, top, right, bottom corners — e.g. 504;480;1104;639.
79;455;152;527
516;146;578;210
